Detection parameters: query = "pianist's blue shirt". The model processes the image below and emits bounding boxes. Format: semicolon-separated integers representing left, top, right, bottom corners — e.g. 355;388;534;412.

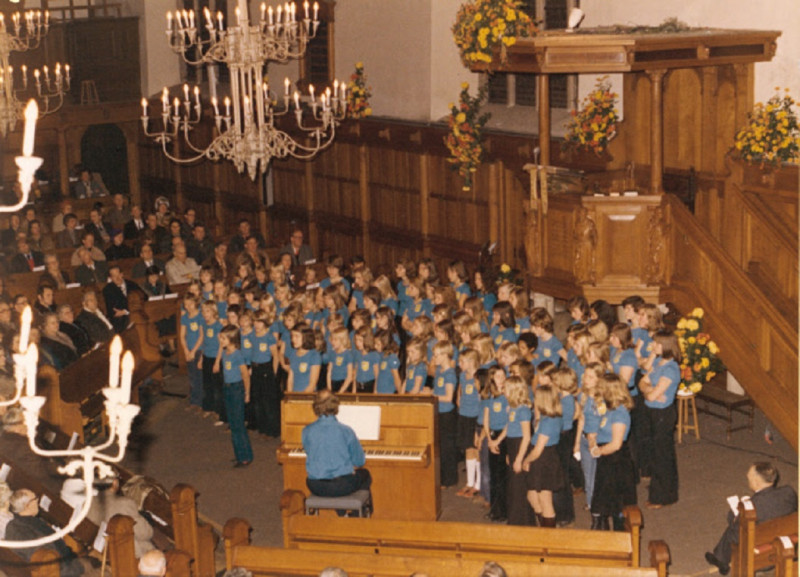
302;415;366;480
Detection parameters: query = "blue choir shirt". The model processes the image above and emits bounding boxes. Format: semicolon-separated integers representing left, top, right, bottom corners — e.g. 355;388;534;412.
201;319;223;358
596;405;631;444
611;345;639;395
181;311;202;351
404;361;427;393
645;357;680;409
535;334;563;367
433;366;457;413
560;393;576;431
222;349;246;384
582;395;601;435
289;349;322;392
487;394;509;431
302;415;365;480
458;374;481;417
251;331;276;364
531;414;562;447
355;350;380;383
327;349;354;381
506;404;532;438
240;329;254;365
376;352;401;394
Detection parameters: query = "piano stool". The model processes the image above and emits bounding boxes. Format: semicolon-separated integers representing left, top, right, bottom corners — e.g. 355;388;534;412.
305;490;372;518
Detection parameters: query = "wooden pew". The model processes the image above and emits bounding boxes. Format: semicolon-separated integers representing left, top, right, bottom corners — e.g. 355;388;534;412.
0;548;62;577
770;536;797;577
37;323;164;443
106;515;192;577
225;517;671;577
732;499;798;577
279;490;654;569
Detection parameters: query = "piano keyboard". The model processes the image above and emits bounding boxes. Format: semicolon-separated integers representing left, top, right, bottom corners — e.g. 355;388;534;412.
286;446;426;462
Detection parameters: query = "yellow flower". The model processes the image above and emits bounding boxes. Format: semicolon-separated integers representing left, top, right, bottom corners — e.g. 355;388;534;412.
691;308;704;318
686;319;699;332
708;342;719;355
677;319;687;330
688;336;696;344
356;61;363;68
500;264;511;274
689;382;702;393
474;13;482;22
456;112;466;123
364;107;372;116
701;358;710;368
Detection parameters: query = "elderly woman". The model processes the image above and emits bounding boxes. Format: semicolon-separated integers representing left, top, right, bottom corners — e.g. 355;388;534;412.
39;312;78;369
40;253;71;290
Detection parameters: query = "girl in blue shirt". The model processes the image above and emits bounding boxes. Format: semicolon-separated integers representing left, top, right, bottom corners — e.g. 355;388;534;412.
522;384;564;528
589;373;636;530
494;375;532;526
531;307;565;367
455;349;481;498
200;300;225;424
472;270;497;316
432;340;458;488
373;275;399;316
251;310;279;437
638;330;681;508
286;324;321;393
610;322;646;480
551;367;582;527
510;287;532;336
576;361;604;513
394;259;413;318
219;325;253;467
353;327;379;393
447;260;471;309
474;368;492;508
490;301;517;350
484;366;509;522
181;293;204;412
403;338;427;394
375;330;401;394
325;326;354;393
375;306;401;347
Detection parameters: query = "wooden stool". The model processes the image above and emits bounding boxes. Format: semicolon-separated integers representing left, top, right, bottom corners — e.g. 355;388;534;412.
305;490;372;518
676;390;700;443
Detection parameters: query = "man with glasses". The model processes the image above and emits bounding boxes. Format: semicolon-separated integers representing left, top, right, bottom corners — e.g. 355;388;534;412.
281;227;314;268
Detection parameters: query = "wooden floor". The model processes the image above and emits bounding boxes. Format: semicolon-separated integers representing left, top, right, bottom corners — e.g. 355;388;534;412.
123;363;798;577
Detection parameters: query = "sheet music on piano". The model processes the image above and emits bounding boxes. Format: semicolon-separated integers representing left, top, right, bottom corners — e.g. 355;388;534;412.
337;405;382;441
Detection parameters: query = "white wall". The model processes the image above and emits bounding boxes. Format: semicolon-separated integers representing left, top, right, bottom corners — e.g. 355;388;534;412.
130;0;181;98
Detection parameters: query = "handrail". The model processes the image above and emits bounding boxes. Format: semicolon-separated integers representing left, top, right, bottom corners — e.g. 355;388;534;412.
663;194;797;447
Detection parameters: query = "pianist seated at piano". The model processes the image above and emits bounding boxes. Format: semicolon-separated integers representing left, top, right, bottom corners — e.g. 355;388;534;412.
302;390;372;500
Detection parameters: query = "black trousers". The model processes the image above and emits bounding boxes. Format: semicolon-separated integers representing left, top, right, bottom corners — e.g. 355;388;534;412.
506;437;532;526
251;362;280;436
438;409;459;487
307;469;372;497
488;430;508;520
553;426;577;524
646;404;679;505
202;355;225;421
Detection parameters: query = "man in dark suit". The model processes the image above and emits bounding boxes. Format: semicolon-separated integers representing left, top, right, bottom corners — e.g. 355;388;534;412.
57;303;92;356
280;227;314;267
75;290;114;345
229;219;266;254
124;204;146;241
75;247;111;287
132;242;166;279
706;462;798;575
103;264;142;333
34;284;57;316
84;207;112;248
55;213;82;249
9;238;44;273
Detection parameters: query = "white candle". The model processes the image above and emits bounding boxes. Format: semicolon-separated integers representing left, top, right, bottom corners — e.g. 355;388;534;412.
204;7;212;27
167;11;173;31
19;306;32;352
21;65;27;88
44;10;49;26
22;100;37;157
217;11;223;31
212;96;219;116
313;2;318;21
268;6;273;25
309;84;315;102
276;5;282;23
109;335;122;388
260;3;266;22
120;351;134;402
25;344;38;397
161;87;169;107
188;9;194;29
194;86;200;108
183;83;190;102
303;0;309;19
224;96;231;116
141;97;148;117
341;83;346;101
64;64;70;83
173;97;180;116
333;80;338;99
294;91;300;110
284;77;290;96
235;7;241;25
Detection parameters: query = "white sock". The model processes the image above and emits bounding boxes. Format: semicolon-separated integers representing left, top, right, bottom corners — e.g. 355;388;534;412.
473;460;481;491
466;458;477;489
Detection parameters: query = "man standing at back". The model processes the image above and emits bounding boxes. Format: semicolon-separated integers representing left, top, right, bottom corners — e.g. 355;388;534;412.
302;390;371;498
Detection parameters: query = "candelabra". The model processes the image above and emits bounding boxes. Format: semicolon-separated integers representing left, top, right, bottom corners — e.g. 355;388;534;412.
0;9;70;138
142;0;347;181
0;109;139;550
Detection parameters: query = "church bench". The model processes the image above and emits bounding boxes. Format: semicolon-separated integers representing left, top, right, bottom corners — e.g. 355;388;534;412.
279;490;659;571
0;548;62;577
107;515;192;577
226;518;670;577
770;536;797;577
732;500;798;577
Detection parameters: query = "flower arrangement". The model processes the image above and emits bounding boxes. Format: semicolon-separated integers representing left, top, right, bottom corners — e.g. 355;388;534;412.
444;82;491;191
674;308;724;394
495;262;522;286
563;76;619;156
452;0;536;68
346;62;372;119
732;88;800;168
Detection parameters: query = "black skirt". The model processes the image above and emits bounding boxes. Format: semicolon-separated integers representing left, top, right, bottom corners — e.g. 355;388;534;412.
526;445;564;492
456;414;478;451
591;441;638;516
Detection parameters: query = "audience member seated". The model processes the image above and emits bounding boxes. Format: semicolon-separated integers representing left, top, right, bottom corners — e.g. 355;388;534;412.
144;213;170;254
167;217;187;244
85;207;112;248
166;241;200;286
302;390;372;499
75;290;114;345
9;237;44;273
0;301;18;345
133;243;166;280
154;196;173;228
75;247;110;287
5;488;85;576
0;481;11;538
51;199;74;234
27;220;55;253
125;204;147;241
138;550;167;577
705;461;798;575
34;284;58;317
241;236;269;270
229;219;266;254
107;193;131;232
180;207;198;238
72;166;106;198
57;304;92;356
187;223;214;265
105;229;135;261
142;265;170;298
103;265;142;333
204;241;230;280
89;471;155;559
1;214;24;252
40;253;71;290
56;213;82;249
0;347;15;398
40;312;79;369
71;231;107;267
281;227;314;267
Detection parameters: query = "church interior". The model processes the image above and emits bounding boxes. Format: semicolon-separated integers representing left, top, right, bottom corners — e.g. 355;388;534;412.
0;0;797;576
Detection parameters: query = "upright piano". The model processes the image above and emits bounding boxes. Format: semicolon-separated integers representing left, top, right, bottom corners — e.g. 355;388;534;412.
276;393;441;521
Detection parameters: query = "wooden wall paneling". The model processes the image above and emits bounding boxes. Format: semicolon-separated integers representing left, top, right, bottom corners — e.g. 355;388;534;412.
663;69;702;170
700;67;720;174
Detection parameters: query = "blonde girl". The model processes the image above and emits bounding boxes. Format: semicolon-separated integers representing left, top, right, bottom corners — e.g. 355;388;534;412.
455;349;481;498
576;361;605;514
326;326;354;393
484;366;509;521
494;375;532;526
403;337;427;394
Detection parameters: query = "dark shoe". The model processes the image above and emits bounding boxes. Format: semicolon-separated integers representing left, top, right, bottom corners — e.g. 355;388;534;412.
233;460;252;468
540;516;557;528
600;516;610;530
705;552;730;576
612;514;626;532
